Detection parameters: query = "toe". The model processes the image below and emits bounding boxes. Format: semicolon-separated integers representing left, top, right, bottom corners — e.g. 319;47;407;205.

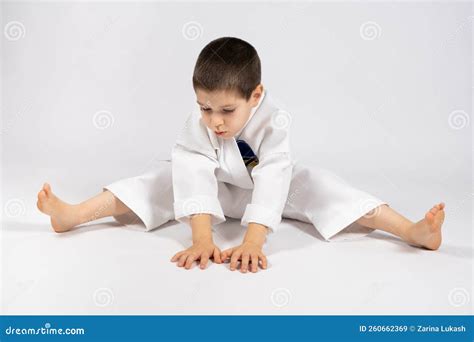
425;211;434;223
435;209;445;225
43;183;51;194
38;190;47;201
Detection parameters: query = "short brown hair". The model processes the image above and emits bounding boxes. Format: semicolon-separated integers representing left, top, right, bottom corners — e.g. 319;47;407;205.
192;37;261;101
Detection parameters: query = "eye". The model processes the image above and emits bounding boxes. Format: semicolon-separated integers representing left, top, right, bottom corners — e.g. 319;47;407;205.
200;107;211;112
222;109;235;114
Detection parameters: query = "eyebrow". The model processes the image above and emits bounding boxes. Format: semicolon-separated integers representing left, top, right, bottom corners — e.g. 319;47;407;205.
196;101;236;108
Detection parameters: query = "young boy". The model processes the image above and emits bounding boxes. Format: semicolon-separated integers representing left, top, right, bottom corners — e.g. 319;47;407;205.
36;37;446;273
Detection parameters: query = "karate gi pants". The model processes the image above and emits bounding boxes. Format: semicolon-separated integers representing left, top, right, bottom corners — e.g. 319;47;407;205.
103;160;389;242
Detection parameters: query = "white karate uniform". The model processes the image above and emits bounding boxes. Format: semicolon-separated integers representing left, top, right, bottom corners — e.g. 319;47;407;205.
103;90;388;242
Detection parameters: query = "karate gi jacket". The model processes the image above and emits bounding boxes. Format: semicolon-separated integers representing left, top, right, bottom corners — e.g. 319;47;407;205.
171;90;294;234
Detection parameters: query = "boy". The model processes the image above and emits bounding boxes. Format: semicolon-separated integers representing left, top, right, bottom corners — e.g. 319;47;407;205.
37;37;446;273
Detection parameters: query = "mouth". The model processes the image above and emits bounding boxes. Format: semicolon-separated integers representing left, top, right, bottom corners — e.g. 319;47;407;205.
215;131;227;136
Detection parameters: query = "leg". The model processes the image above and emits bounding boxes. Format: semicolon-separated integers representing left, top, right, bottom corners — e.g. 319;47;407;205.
356;203;446;250
37;183;131;233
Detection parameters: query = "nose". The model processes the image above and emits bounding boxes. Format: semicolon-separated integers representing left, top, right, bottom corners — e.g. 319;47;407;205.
210;113;224;129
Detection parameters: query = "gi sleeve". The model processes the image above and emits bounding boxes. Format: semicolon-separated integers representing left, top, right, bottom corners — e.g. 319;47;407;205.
171;143;226;227
240;110;294;234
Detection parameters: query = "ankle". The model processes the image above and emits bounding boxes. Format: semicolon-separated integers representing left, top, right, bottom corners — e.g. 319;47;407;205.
400;223;415;243
75;203;92;224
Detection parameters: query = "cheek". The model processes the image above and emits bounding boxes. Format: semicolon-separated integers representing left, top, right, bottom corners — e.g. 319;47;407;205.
236;111;250;127
201;114;211;126
226;117;239;130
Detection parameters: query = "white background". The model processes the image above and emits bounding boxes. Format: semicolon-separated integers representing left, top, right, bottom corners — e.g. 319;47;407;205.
1;1;472;315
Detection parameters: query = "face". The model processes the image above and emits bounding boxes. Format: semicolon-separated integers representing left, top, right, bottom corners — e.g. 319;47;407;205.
196;85;263;139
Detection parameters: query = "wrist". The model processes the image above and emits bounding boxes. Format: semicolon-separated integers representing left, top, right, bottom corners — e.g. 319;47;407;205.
243;223;267;247
192;230;213;244
190;214;213;244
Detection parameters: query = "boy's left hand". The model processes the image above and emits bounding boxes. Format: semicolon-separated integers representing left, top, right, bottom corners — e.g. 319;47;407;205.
221;241;268;273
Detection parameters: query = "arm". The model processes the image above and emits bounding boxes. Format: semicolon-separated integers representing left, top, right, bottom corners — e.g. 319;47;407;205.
222;153;292;272
171;144;225;226
222;110;293;272
241;151;293;234
190;213;213;243
243;222;268;247
170;141;225;269
241;110;294;234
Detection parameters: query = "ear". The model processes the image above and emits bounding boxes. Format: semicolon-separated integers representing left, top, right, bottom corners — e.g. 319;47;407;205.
250;84;264;106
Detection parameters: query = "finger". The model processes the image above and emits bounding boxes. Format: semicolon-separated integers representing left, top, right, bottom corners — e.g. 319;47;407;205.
241;253;250;273
213;248;222;264
185;253;197;269
251;255;259;273
200;253;209;269
171;251;184;262
230;251;241;271
221;248;233;262
259;254;268;269
178;254;188;267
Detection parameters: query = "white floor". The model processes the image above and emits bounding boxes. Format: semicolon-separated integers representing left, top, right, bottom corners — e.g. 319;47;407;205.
1;189;472;315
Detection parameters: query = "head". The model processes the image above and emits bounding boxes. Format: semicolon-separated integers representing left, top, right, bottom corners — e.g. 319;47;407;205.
192;37;263;139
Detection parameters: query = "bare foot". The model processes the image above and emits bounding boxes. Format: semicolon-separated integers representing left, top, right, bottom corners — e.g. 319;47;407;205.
36;183;82;232
404;202;445;250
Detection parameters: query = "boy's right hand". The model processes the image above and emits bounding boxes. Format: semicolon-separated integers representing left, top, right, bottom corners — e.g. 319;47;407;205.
170;239;222;270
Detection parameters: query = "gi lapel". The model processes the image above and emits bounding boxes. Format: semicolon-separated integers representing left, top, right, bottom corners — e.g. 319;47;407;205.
223;137;254;189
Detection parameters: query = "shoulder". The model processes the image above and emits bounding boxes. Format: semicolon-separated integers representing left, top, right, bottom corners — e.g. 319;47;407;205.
244;91;293;155
263;91;293;130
